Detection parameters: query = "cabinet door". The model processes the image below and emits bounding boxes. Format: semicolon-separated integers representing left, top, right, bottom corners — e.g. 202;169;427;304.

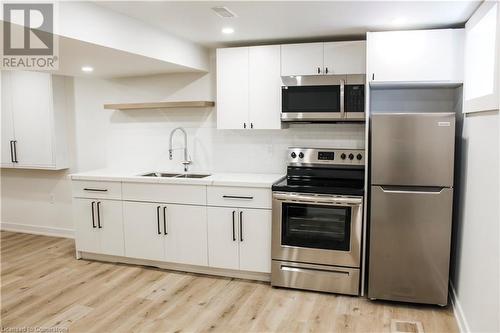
10;71;54;168
164;204;208;266
324;41;366;75
463;1;500;113
248;45;282;129
73;198;100;253
207;207;239;270
123;201;164;261
1;72;15;167
367;29;464;82
281;42;324;76
238;208;272;273
96;200;124;256
216;47;249;129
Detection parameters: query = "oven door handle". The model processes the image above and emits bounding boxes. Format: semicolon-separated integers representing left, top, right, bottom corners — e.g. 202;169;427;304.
273;192;362;206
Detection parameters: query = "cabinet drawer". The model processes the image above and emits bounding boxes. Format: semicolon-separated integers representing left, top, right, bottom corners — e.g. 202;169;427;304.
72;181;122;200
122;182;206;205
207;186;271;209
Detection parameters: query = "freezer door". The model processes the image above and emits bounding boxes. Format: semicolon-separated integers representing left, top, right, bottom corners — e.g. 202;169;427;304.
371;113;455;187
368;185;453;305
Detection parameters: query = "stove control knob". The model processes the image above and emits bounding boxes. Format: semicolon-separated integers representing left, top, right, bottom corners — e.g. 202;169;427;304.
348;153;354;160
298;152;304;159
356;154;362;160
291;152;297;158
341;153;346;160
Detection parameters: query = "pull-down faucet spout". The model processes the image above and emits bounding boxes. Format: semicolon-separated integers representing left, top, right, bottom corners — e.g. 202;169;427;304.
168;127;192;172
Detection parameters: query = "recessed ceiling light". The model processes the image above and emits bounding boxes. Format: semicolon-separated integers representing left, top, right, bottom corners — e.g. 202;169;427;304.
81;66;94;73
222;27;234;34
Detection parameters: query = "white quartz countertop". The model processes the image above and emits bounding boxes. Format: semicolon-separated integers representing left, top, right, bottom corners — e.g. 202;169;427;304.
69;169;285;188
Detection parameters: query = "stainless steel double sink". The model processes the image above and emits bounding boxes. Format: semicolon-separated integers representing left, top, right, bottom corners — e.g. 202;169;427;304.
139;172;211;179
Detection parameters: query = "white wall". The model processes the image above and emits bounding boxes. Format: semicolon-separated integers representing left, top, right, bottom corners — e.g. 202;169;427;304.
452;110;499;333
0;56;365;236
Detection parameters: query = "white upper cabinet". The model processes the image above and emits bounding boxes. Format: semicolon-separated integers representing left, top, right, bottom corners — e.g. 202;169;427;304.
281;42;324;76
248;45;282;129
217;45;281;130
216;47;249;129
281;41;366;76
367;29;464;83
1;71;69;170
323;41;366;75
464;1;500;113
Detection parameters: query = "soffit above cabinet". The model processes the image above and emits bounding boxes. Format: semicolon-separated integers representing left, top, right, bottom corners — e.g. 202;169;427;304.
2;2;209;78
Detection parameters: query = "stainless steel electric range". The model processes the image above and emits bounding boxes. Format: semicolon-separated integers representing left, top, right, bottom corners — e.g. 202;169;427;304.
271;147;365;295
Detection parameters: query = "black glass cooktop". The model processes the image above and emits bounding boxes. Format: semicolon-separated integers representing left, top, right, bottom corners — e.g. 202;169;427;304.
272;166;365;196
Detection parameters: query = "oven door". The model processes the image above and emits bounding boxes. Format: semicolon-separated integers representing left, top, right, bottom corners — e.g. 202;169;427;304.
272;192;362;268
281;85;342;121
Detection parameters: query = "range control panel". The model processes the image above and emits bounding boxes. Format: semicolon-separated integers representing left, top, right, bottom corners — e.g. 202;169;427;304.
288;147;365;166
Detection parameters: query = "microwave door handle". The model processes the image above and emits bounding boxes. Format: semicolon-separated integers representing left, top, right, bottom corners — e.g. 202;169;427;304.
340;79;345;119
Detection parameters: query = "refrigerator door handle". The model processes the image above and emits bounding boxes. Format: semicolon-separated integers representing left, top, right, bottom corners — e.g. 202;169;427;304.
379;186;445;194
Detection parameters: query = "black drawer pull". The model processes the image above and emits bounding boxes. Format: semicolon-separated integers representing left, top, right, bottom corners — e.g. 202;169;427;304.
83;188;108;192
222;195;254;200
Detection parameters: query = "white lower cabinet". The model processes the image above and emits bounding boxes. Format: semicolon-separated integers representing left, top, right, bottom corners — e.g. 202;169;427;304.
74;180;272;278
238;208;272;273
207;207;240;270
164;204;208;266
123;201;208;266
207;206;272;273
123;201;165;261
73;198;124;256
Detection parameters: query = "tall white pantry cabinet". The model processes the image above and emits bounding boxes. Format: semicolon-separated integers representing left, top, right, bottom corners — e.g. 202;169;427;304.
1;70;70;170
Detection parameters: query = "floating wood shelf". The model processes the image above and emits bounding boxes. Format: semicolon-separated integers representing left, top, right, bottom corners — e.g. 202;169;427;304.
104;101;215;110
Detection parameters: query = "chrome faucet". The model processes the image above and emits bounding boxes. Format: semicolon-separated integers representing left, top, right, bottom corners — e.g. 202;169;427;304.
168;127;192;172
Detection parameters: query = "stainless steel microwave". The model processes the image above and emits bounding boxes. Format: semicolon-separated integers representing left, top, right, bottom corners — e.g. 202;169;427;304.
281;75;365;122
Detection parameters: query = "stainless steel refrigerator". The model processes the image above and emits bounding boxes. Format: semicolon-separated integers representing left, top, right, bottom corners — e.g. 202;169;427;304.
368;112;456;306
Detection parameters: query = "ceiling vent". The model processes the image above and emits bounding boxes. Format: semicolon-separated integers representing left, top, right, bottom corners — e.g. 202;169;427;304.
212;6;238;18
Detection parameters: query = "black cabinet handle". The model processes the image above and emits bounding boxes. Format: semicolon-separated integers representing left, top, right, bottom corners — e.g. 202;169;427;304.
239;211;243;242
232;210;236;241
11;140;18;163
83;188;108;192
156;206;161;235
96;201;102;228
372;73;375;80
91;201;96;228
9;141;14;163
250;123;254;129
163;206;167;235
325;67;329;74
317;67;320;74
222;195;254;200
243;123;247;129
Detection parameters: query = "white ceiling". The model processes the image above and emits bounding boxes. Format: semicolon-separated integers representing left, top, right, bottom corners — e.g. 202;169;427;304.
97;1;481;48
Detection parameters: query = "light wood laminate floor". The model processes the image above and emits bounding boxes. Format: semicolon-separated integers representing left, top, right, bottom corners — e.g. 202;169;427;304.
0;231;458;333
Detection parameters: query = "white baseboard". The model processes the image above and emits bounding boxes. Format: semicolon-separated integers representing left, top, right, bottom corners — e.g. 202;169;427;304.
0;222;74;239
450;283;470;333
